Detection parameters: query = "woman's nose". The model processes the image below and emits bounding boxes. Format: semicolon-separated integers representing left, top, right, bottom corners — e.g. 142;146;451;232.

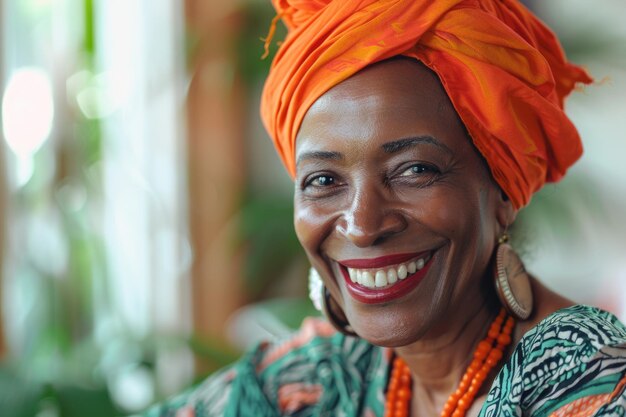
338;188;406;247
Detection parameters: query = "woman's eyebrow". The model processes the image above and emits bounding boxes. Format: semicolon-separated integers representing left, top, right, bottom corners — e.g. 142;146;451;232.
296;150;344;167
382;136;453;155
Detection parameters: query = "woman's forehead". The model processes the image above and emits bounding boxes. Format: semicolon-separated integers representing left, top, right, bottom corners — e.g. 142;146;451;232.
296;59;464;152
312;59;446;108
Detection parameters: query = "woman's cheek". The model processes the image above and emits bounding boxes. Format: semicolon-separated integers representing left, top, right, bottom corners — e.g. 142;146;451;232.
294;203;326;253
401;188;464;238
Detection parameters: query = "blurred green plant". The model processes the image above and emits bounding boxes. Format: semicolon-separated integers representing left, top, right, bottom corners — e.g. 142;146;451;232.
2;1;283;416
236;1;287;86
0;364;119;417
238;193;306;299
0;333;240;417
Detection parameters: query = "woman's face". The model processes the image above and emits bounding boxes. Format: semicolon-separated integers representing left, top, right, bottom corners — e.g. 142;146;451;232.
294;59;514;347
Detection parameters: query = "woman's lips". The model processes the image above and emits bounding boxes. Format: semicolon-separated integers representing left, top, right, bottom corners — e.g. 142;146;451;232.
337;251;434;305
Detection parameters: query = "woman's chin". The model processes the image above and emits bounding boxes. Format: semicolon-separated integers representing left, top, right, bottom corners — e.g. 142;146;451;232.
361;334;415;348
347;313;432;348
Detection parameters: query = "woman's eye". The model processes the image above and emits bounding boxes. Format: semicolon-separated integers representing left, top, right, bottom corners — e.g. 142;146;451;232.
301;174;342;197
400;164;437;177
394;163;441;187
310;175;335;186
303;174;338;190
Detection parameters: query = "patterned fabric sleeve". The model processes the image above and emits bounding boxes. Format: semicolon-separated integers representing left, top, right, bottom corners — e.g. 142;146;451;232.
141;317;388;417
222;317;388;417
141;366;238;417
548;372;626;417
481;305;626;417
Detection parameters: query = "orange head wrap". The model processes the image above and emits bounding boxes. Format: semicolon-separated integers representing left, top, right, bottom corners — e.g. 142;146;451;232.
260;0;592;209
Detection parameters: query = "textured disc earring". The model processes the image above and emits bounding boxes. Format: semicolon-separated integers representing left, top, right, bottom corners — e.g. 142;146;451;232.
494;235;534;320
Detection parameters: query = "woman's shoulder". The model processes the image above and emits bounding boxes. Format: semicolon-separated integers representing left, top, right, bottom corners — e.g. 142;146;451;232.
496;305;626;416
143;317;386;417
242;316;383;387
519;305;626;355
229;317;386;416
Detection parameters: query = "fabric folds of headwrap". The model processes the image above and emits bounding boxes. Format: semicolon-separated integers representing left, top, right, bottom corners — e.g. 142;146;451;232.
260;0;592;208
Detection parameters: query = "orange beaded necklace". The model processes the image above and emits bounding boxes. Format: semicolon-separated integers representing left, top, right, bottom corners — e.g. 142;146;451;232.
384;308;515;417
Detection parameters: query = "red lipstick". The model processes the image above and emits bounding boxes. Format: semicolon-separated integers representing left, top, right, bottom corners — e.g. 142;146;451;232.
338;252;434;304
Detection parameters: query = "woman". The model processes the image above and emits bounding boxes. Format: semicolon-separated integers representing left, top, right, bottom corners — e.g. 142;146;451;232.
147;1;626;416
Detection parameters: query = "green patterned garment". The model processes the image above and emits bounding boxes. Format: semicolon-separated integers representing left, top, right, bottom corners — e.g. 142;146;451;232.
145;306;626;417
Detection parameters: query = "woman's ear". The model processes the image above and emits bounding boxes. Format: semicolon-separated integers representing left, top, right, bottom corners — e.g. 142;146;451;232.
496;190;517;229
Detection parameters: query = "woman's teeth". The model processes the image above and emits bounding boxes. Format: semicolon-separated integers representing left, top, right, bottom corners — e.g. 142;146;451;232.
347;257;427;289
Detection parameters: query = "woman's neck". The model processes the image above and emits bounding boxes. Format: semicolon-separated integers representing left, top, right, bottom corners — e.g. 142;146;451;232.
393;300;497;410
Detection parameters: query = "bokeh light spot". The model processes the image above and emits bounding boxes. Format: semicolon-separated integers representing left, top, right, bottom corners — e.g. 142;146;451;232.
2;67;54;158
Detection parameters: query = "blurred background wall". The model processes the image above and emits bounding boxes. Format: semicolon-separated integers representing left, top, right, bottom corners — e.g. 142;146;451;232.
0;0;624;416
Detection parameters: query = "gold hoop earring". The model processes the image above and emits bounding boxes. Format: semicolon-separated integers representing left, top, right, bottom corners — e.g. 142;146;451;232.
493;233;534;320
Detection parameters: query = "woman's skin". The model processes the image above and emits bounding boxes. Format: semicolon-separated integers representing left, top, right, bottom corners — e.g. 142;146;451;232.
293;58;573;416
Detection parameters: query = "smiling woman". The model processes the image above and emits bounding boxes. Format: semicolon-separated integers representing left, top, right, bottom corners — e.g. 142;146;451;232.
145;1;626;417
294;59;512;349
